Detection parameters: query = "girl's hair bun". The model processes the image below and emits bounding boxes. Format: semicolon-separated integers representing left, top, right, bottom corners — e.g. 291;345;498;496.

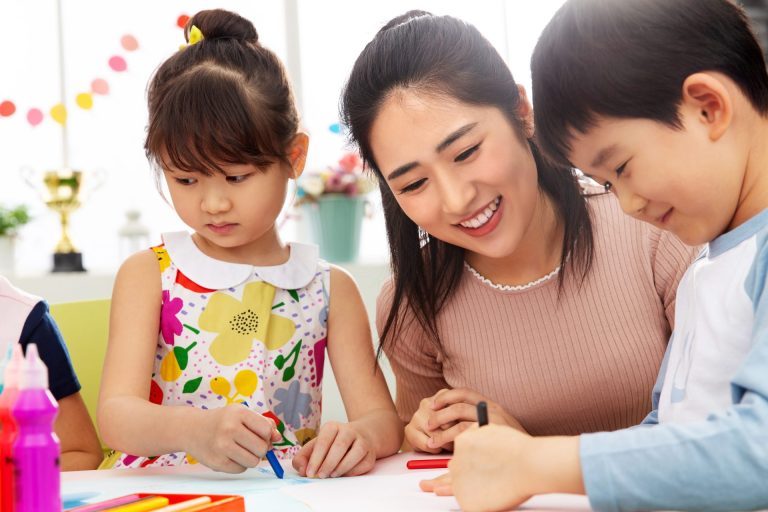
187;8;259;46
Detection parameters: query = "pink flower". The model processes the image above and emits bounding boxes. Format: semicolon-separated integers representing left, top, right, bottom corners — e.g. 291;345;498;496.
337;153;361;173
160;289;184;346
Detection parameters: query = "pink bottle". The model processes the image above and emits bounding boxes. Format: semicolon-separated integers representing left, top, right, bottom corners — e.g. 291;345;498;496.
0;344;24;512
12;343;60;512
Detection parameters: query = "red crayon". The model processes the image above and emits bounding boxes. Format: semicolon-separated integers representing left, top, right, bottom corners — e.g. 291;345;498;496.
406;458;451;470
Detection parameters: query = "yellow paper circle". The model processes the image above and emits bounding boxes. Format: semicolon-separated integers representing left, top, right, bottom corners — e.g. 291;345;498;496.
50;103;67;125
76;92;94;110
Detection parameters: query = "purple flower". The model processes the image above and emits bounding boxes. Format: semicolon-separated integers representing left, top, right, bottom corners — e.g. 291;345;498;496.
273;380;312;430
161;289;184;346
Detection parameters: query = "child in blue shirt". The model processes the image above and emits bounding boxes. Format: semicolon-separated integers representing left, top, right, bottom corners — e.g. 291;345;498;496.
422;1;768;510
0;276;103;470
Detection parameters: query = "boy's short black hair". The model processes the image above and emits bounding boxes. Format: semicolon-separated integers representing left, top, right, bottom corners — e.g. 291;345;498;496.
531;0;768;167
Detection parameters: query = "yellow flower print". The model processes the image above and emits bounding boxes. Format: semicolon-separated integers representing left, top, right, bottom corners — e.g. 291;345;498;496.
199;281;296;366
152;246;171;273
210;369;259;404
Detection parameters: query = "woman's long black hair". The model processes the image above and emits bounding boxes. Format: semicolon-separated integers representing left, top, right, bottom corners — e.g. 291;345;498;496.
340;11;594;356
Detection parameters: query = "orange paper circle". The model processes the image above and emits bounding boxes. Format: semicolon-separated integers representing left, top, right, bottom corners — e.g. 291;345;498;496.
91;78;109;95
121;34;139;51
177;14;190;29
0;101;15;117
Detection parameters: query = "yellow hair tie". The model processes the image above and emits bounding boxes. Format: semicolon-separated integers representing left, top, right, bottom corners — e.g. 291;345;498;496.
179;25;204;50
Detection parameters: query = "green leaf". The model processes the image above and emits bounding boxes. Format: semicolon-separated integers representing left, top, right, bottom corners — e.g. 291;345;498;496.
0;204;31;237
289;289;300;302
182;377;203;393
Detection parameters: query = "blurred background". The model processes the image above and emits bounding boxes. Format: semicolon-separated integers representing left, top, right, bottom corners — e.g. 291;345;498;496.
0;0;568;276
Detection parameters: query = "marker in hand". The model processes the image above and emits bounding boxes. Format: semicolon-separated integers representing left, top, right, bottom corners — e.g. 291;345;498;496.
477;401;488;427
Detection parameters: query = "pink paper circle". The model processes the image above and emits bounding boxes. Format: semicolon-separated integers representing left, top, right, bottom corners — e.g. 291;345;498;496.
121;35;139;52
91;78;110;95
108;56;127;72
27;108;43;126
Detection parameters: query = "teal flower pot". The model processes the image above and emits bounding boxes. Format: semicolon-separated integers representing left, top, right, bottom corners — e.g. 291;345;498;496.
302;194;366;262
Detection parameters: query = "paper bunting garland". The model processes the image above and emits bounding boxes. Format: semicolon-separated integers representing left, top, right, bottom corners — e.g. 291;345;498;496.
0;33;139;127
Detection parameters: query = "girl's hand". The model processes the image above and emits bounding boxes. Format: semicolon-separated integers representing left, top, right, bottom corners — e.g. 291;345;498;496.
188;405;281;473
292;421;376;478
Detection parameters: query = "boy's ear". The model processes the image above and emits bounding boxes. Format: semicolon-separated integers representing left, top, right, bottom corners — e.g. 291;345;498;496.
681;72;733;141
287;132;309;179
515;84;535;138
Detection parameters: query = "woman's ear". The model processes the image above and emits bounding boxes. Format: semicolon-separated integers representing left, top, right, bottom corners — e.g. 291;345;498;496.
681;72;733;141
288;132;309;179
516;84;535;138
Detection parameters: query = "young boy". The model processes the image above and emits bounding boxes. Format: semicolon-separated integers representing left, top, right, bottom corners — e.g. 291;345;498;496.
422;0;768;510
0;276;103;470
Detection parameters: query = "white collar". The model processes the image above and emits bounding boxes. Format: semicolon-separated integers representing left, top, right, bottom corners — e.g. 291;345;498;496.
161;231;319;290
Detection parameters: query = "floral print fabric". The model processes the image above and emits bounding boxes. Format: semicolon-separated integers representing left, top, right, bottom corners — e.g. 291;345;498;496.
110;237;329;468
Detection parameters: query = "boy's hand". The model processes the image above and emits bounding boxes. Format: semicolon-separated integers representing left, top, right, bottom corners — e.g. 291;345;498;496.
420;424;533;511
407;388;526;452
421;424;584;511
188;405;281;473
292;421;376;478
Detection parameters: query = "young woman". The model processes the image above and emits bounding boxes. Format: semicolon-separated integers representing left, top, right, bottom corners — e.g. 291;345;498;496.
340;11;699;453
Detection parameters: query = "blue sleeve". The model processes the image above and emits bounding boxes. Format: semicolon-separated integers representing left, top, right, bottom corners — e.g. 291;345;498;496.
19;301;81;401
637;337;672;427
579;239;768;512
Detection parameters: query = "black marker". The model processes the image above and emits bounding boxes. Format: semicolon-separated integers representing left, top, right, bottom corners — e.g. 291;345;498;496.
477;401;488;426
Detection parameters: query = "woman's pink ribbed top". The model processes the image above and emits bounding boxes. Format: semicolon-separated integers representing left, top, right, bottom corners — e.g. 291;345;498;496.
378;193;700;435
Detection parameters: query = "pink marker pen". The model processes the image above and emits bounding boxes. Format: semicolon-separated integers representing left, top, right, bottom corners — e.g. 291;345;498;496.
12;343;60;512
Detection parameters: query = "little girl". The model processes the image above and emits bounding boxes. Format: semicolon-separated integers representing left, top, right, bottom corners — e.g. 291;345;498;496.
98;9;402;477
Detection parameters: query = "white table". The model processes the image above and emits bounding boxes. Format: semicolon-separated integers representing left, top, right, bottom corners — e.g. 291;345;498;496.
62;453;591;512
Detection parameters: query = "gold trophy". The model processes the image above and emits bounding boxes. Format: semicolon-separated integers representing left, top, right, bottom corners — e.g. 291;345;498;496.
22;167;104;272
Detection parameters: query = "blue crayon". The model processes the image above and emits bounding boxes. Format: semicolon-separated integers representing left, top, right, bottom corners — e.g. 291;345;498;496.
265;449;284;479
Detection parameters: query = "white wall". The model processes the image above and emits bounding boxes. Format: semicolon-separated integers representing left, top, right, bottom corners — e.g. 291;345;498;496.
1;0;566;276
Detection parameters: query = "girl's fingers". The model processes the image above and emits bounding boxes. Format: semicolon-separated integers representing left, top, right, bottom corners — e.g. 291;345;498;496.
306;424;339;477
315;427;357;478
228;441;262;469
292;439;315;475
329;437;368;477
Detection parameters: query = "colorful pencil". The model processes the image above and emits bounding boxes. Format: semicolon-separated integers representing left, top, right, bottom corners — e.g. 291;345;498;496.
104;496;170;512
67;494;143;512
153;497;212;512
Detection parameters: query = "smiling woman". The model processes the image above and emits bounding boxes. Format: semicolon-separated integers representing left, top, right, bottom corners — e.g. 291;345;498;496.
340;10;701;452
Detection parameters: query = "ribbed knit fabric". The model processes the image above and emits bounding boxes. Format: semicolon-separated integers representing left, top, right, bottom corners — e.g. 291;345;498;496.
377;193;701;436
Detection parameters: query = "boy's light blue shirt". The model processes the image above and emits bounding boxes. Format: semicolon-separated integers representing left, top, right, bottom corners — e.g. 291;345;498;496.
580;209;768;512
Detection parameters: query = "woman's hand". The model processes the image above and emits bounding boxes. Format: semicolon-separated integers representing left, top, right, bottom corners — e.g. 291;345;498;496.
187;405;281;473
407;388;527;452
292;421;376;478
405;393;449;453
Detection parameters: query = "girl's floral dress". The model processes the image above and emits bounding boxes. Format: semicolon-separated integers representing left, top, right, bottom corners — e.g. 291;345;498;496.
104;231;330;468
